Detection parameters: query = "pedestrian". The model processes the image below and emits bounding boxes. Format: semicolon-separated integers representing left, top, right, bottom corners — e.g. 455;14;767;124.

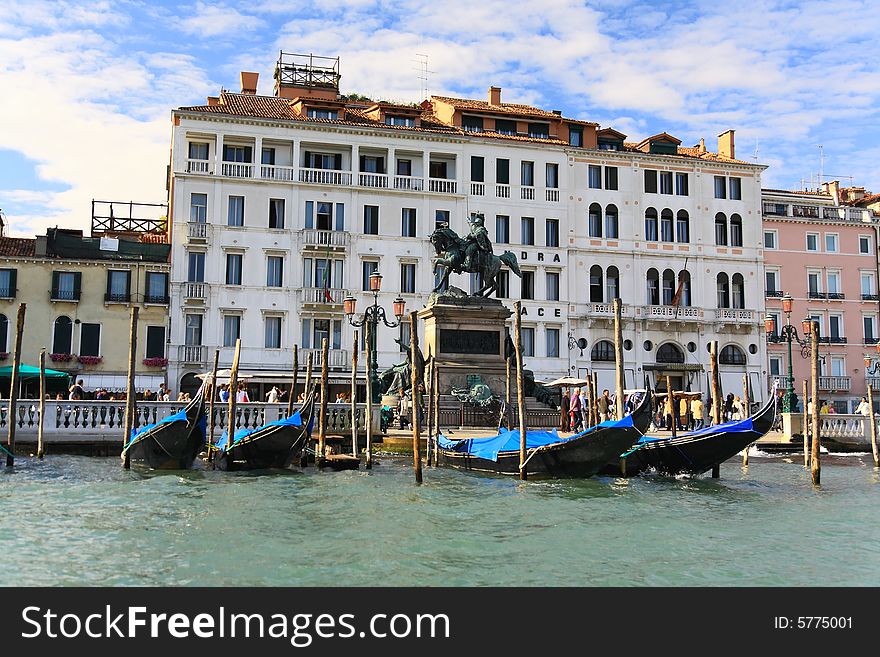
68;378;85;400
724;393;734;422
158;383;168;400
731;395;744;421
692;396;704;430
218;384;230;403
579;387;589;428
560;389;570;432
597;389;609;422
663;392;675;431
570;388;582;432
236;384;250;403
398;389;409;429
856;396;871;416
679;395;689;430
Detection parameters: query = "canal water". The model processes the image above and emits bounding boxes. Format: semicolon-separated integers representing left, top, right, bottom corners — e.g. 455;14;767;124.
1;453;878;586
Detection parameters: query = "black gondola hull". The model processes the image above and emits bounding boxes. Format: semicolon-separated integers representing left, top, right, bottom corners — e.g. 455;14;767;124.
216;423;308;471
122;392;207;470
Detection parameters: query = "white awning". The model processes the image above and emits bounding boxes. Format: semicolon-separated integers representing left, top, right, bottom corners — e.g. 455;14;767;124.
76;374;166;392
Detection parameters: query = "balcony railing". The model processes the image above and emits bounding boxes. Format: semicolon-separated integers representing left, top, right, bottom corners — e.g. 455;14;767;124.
221;162;255;178
861;293;879;301
827;292;845;300
768;375;788;390
299;168;352;185
546;188;559;202
260;164;297;182
763;203;787;216
179;345;206;364
819;376;851;391
300;287;347;305
828;336;848;344
301;348;349;369
644;305;700;319
104;292;131;303
301;229;349;249
185;158;211;174
470;182;485;196
865;337;880;345
144;295;170;305
496;184;511;198
393;175;424;191
428;178;457;194
717;308;755;321
521;185;535;200
0;287;14;299
184;282;208;300
808;291;827;299
765;290;784;298
869;377;880;390
792;205;819;218
50;289;79;302
187;222;208;240
358;172;389;188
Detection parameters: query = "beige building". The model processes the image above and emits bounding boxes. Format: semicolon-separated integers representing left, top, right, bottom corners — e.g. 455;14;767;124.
0;224;171;396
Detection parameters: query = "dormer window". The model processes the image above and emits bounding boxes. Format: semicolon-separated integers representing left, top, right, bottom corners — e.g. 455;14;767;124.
385;116;414;127
462;115;483;132
598;141;621;151
528;123;549;139
569;126;583;147
495;119;516;136
308;108;338;120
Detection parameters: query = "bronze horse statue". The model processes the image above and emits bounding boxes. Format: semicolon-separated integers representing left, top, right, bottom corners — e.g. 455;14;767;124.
429;227;521;297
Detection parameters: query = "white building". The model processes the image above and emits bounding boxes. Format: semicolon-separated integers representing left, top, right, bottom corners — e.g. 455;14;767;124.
167;53;767;401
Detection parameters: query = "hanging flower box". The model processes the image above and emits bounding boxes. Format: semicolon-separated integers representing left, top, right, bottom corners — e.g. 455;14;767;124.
142;357;169;367
50;353;72;363
77;355;103;365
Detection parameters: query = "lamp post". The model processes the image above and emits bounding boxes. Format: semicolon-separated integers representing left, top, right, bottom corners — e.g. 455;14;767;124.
764;294;817;413
343;271;406;404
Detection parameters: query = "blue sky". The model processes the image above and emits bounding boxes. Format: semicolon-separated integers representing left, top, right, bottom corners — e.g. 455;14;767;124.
2;0;879;236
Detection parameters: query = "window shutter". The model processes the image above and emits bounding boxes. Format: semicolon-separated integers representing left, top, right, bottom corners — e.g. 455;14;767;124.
359;155;366;172
304;151;313;168
303;258;313;287
73;272;82;300
305;201;314;229
125;270;132;297
333;261;343;289
51;271;60;297
333;154;342;170
105;271;112;297
335;203;344;231
244;146;253;163
301;319;311;349
332;320;341;350
8;269;16;298
377;157;385;174
163;273;169;301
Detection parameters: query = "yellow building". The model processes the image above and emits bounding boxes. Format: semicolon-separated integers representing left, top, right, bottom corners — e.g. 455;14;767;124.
0;227;171;397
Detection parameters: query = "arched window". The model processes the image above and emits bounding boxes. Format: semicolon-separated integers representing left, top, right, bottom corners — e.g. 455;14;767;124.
678;270;691;306
676;210;690;243
180;372;203;397
730;214;743;247
589;264;604;302
604;204;619;239
660;209;674;242
588;203;602;238
645;208;658;241
646;268;659;305
0;314;7;353
591;340;615;362
656;342;685;364
732;273;745;309
715;212;728;246
716;273;730;308
606;266;619;302
53;316;73;354
719;344;747;365
662;269;675;304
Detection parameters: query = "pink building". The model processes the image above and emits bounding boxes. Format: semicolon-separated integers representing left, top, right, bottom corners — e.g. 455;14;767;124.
763;184;880;412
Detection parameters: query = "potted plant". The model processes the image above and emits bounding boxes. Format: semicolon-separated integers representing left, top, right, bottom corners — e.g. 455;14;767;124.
50;353;73;363
142;357;169;367
77;355;103;365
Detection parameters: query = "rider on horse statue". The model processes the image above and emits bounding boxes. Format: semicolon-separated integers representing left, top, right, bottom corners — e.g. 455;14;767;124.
463;213;493;272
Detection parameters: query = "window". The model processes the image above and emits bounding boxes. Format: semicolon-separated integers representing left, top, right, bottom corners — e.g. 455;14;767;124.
362;260;378;292
495;119;516;136
223;145;251;162
185;314;202;346
359;155;383;175
657;343;685;364
401;208;416;237
568;126;583;147
496;158;509;184
591;340;615;362
645;208;658;241
861;272;875;297
51;271;80;301
496;270;509;299
306;258;342;291
719;345;746;365
675;173;689;196
589;204;602;238
429;160;447;179
223;315;241;347
729;177;742;200
0;269;15;298
546;328;560;358
676;210;689;243
496;215;510;243
604;167;618;190
145;325;166;359
315;202;332;230
546;272;560;301
659;171;673;195
716;273;730;308
261;147;275;165
385;115;414;127
267;256;283;287
764;231;777;249
808;271;822;296
769;357;782;376
0;315;7;351
588;165;601;189
864;316;877;342
462;115;483;132
399;321;411;354
80;323;100;357
268;198;285;229
397;159;411;176
227;195;244;227
522;327;535;357
730;214;743;247
521;217;534;245
528;123;549;139
765;270;779;296
766;312;780;339
829;315;843;340
435;210;450;230
715;213;728;246
471;156;484;182
53;316;72;354
400;263;416;293
545;218;559;247
265;317;282;349
677;271;691;306
806;233;818;251
106;270;130;302
521;271;534;299
469;272;483;295
605;205;619;239
187;252;205;282
646;268;659;305
731;273;745;309
226;253;242;286
307;108;337;119
860;235;872;254
589;265;603;302
521;161;534;187
606;266;619;301
827;271;841;295
546;163;559;189
830;356;845;377
188;142;208;160
302;318;341;351
662;269;675;305
660;209;674;242
825;233;838;252
190;193;207;223
714;176;727;199
644;170;657;194
364;205;379;235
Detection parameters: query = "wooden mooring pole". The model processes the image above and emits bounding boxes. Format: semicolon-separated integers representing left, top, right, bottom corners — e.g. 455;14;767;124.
585;372;595;428
613;298;625;420
318;337;329;469
300;351;314;468
351;331;359;457
666;376;677;440
802;379;809;468
505;355;512;430
207;348;219;463
709;340;720;478
810;323;820;485
410;312;423;484
426;351;434;466
227;338;242;461
37;349;46;459
121;305;137;470
432;358;440;467
742;374;751;467
363;323;373;470
867;379;879;468
514;301;527;481
287;344;299;417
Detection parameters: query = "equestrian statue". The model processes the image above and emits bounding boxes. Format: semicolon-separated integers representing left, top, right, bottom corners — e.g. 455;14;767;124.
429;212;521;297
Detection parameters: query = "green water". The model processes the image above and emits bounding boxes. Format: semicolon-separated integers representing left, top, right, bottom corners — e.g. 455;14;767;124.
1;454;878;586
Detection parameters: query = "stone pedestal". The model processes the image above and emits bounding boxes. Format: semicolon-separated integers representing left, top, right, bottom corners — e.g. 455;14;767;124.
417;289;512;397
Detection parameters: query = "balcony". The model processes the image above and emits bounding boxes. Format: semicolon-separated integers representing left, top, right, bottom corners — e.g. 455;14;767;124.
301;229;349;251
358;172;389;188
187;222;209;241
546;189;560;202
496;184;511;198
765;290;784;298
862;293;879;301
868;377;880;390
792;205;819;218
717;308;755;321
428;178;457;194
144;294;170;305
104;292;131;303
184;282;208;302
221;162;255;178
827;292;845;300
299;167;352;186
808;291;827;300
470;182;485;196
819;376;851;391
865;337;880;345
643;305;700;320
521;185;535;200
50;289;79;302
301;348;349;369
828;336;848;344
179;345;206;364
768;375;787;390
260;164;297;182
185;158;212;175
393;175;424;191
300;287;347;307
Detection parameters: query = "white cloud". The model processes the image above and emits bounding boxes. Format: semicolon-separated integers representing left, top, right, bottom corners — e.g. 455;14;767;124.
178;2;264;38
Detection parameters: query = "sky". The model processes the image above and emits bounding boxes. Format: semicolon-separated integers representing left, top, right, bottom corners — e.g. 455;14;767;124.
1;0;879;237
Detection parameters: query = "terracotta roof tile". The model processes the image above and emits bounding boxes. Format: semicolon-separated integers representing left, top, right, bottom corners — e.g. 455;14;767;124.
0;237;35;257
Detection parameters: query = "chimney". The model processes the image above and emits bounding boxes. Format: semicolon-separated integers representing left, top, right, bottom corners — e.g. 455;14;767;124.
823;180;840;204
35;235;47;257
698;137;706;154
207;96;219;106
488;86;501;106
718;129;735;159
240;71;259;95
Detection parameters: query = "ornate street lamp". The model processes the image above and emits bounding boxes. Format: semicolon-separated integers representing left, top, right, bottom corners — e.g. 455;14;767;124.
764;294;821;413
344;271;406;403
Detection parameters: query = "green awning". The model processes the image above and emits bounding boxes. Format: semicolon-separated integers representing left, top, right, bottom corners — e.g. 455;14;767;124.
0;364;71;380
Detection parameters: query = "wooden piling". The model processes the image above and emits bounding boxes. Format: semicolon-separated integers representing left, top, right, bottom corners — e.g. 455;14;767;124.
351;331;359;458
810;323;820;485
666;376;677;440
207;348;219;463
432;358;440;466
410;312;423;483
802;380;809;468
867;380;879;468
318;337;329;469
742;374;750;466
37;349;46;459
709;341;721;425
287;345;299;417
426;353;434;466
300;351;315;468
514;301;527;481
505;355;512;430
613;298;625;420
227;338;242;458
121;305;137;470
585;373;595;428
364;322;373;470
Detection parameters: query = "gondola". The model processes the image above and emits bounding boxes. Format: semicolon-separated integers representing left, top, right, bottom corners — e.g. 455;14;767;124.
435;392;652;479
214;386;316;471
606;393;777;477
122;386;207;470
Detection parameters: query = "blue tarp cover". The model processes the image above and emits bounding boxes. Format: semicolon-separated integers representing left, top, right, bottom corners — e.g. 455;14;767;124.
438;414;634;462
216;411;302;451
127;408;206;446
636;416;755;445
